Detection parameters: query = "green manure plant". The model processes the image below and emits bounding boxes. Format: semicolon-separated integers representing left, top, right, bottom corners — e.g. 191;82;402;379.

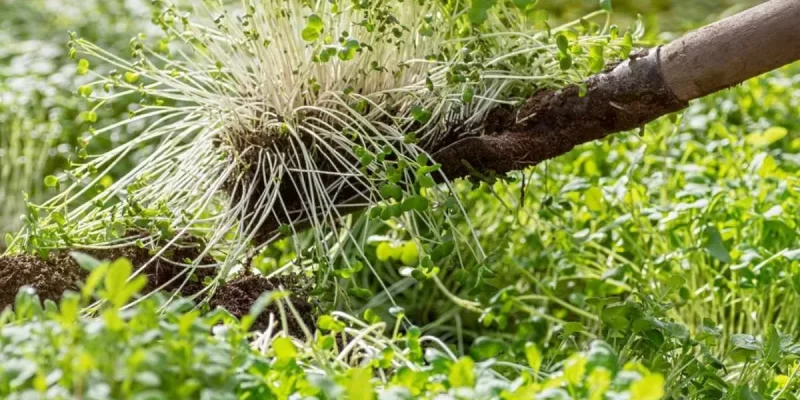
13;0;636;294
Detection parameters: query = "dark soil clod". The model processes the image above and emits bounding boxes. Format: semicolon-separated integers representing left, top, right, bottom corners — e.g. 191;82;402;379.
210;273;314;337
85;245;219;295
0;246;316;337
0;253;87;309
0;245;217;310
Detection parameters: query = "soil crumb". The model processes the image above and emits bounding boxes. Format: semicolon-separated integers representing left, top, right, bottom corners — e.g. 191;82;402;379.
210;272;314;337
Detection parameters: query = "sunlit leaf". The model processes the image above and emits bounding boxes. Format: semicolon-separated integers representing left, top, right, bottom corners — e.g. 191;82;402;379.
704;226;731;263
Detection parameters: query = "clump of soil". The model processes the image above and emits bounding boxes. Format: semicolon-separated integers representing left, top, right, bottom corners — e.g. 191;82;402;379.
0;253;87;309
210;272;315;337
0;244;217;310
85;245;218;295
0;245;316;337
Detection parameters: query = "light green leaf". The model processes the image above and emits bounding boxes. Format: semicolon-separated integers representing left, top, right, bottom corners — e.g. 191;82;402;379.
272;337;297;361
588;44;605;73
418;175;435;188
77;58;90;75
704;226;731;263
302;14;324;42
449;357;476;388
124;71;140;84
585;187;604;212
620;32;633;58
462;87;474;104
400;241;419;266
301;27;319;42
317;315;345;332
50;211;65;224
630;374;665;400
81;111;98;123
410;106;432;124
525;343;542;374
338;39;359;61
564;354;587;385
104;258;133;306
78;85;93;97
758;154;778;177
51;211;65;224
746;126;788;147
117;275;148;305
375;242;395;262
44;175;59;187
401;195;429;213
379;183;403;201
344;367;374;400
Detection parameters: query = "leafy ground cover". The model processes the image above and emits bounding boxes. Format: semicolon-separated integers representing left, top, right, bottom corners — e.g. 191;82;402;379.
1;255;664;399
1;0;799;399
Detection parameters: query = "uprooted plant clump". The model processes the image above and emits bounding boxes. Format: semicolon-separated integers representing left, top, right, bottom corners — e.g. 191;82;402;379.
17;0;639;290
4;1;642;361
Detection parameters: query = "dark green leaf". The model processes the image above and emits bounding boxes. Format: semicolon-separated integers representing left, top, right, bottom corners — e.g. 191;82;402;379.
468;0;497;25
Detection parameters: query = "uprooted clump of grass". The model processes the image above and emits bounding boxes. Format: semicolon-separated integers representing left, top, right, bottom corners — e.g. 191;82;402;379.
10;1;637;300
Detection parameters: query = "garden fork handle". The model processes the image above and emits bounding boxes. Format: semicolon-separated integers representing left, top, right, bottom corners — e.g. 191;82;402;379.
661;0;800;102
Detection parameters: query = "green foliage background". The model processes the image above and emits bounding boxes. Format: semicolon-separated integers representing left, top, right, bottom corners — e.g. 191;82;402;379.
0;0;151;238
